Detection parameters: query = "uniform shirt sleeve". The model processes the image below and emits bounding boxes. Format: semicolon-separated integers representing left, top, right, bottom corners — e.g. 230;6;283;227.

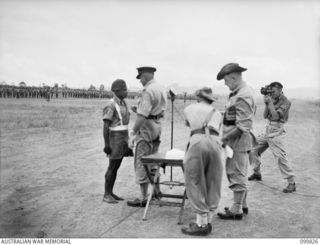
235;97;254;132
137;91;152;118
102;103;115;122
276;99;291;119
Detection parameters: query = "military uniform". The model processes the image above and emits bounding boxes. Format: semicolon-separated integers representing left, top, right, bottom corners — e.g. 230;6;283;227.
134;79;167;184
182;97;223;234
249;94;295;183
103;96;130;159
223;84;256;192
127;66;167;207
102;79;132;204
216;63;256;219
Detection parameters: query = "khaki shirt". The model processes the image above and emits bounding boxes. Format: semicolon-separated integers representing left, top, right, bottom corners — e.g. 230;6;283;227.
102;96;130;127
137;79;167;142
266;94;291;123
184;102;222;148
223;82;256;152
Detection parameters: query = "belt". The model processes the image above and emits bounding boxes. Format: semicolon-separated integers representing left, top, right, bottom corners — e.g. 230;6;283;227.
190;128;219;137
223;118;236;126
267;120;284;125
109;125;129;131
147;114;163;120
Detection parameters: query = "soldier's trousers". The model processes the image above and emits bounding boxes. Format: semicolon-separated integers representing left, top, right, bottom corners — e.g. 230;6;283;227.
226;151;250;192
250;134;295;181
183;136;223;215
134;138;160;184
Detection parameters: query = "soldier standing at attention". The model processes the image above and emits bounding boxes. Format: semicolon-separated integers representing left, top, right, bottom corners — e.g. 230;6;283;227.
127;66;167;207
181;87;223;236
102;79;133;204
216;63;256;220
248;82;296;193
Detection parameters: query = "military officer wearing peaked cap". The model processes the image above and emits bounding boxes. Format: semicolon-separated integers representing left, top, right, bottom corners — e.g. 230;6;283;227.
216;63;257;220
127;66;167;207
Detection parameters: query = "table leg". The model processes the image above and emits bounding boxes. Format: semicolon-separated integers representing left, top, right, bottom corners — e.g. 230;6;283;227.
142;166;160;221
177;189;187;225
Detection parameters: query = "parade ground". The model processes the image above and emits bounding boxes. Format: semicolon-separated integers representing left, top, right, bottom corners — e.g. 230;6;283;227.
0;97;320;238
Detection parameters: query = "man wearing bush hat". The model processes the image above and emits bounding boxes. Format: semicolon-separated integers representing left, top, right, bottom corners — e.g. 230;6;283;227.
216;63;256;220
181;87;223;236
127;66;167;207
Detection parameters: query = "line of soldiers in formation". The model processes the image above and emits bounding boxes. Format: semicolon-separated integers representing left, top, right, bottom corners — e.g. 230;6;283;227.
0;84;197;101
0;84;138;100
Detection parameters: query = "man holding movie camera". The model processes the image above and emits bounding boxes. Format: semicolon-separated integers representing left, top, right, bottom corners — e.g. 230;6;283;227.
249;82;296;193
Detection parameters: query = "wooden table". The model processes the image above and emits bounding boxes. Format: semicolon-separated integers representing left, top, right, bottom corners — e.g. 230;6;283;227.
140;152;187;224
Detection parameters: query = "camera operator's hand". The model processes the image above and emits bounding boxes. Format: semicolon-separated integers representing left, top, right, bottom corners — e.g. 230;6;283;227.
264;95;273;105
221;137;229;147
103;145;112;155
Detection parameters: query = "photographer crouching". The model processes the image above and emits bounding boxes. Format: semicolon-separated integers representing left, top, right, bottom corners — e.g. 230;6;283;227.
249;82;296;193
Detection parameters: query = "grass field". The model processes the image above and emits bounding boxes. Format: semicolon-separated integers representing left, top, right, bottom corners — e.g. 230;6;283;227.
0;97;320;238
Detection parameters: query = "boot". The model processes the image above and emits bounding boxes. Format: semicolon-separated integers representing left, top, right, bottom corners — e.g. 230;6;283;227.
224;206;248;215
217;209;243;220
248;173;262;181
283;183;296;193
181;222;210;236
127;183;148;207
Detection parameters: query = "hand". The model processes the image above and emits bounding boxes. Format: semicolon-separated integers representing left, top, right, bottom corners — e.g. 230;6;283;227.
221;137;228;147
124;146;134;157
264;95;272;105
104;146;112;155
131;106;137;113
128;130;136;149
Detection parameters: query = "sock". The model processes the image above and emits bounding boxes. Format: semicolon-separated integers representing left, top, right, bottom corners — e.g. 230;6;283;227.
207;211;215;224
196;214;208;227
140;183;149;201
230;191;245;214
242;190;248;208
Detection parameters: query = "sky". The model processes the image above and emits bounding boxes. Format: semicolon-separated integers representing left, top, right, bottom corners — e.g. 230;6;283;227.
0;0;319;94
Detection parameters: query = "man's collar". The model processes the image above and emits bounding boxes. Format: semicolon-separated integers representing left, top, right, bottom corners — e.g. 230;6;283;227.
229;81;246;98
113;95;125;105
144;79;155;89
274;93;284;103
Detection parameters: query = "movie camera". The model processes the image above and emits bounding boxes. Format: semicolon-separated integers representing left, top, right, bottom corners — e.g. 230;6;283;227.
260;84;273;96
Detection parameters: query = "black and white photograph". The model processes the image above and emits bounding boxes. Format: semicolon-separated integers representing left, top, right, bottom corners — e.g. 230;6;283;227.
0;0;319;242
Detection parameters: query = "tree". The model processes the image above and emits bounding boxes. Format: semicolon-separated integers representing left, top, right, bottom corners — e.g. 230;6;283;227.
99;84;105;91
89;84;96;90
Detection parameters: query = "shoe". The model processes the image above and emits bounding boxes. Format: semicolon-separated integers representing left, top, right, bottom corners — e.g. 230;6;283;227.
248;173;262;181
111;193;124;201
103;195;118;204
208;223;212;233
224;206;248;215
218;209;243;220
127;198;147;207
283;183;296;193
152;191;162;200
181;222;210;236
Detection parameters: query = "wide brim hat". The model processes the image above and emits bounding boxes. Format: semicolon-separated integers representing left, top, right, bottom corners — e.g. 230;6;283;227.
195;87;216;102
217;63;247;80
136;66;157;79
